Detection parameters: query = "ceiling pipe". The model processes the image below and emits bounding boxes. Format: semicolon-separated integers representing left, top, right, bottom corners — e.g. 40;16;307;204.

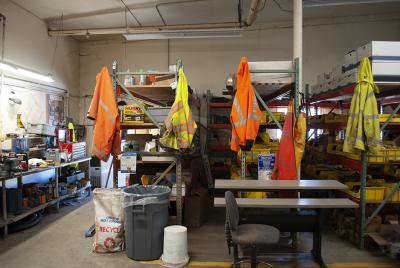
246;0;264;26
48;0;262;37
49;22;241;37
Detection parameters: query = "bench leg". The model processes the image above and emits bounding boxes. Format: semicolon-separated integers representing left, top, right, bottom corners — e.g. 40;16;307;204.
311;209;327;268
250;245;257;268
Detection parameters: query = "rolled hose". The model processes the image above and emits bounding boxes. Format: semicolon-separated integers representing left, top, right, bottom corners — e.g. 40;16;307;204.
8;210;44;233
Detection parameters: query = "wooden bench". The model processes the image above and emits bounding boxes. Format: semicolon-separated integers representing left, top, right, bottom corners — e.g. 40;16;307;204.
214;197;358;208
214;179;348;192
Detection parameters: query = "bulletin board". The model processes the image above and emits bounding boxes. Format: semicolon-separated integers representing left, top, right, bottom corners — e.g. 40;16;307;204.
47;94;64;126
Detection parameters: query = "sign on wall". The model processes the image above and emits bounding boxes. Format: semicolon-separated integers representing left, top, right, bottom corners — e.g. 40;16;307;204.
47;94;64;126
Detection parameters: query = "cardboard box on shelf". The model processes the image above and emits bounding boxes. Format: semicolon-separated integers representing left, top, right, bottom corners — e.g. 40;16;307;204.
357;41;400;60
123;104;145;124
184;187;210;228
331;65;344;81
344;50;357;69
153;75;175;86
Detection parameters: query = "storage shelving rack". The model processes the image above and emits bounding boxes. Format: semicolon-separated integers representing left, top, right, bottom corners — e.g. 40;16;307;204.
238;58;300;180
1;157;91;237
307;82;400;248
206;59;300;182
111;60;200;225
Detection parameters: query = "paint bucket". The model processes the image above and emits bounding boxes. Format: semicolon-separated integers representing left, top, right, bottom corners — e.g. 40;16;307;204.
161;225;189;267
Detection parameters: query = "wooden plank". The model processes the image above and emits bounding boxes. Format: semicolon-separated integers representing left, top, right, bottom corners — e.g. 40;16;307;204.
214;198;359;209
215;179;348;191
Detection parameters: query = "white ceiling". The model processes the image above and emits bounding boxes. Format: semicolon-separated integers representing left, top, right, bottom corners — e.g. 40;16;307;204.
10;0;400;31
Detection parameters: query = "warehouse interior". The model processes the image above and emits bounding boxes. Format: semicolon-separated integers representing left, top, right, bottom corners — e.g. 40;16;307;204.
1;0;400;267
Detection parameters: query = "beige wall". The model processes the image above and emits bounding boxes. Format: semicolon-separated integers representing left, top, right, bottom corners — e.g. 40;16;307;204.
80;16;400;102
0;0;80;135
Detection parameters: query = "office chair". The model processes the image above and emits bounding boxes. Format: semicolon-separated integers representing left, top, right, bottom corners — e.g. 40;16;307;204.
225;191;280;268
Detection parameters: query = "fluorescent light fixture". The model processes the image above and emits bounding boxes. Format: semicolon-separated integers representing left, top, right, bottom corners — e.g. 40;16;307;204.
124;28;242;41
0;61;54;83
303;0;400;7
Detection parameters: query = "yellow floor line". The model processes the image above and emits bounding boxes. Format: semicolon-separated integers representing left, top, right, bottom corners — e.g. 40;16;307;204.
140;260;397;268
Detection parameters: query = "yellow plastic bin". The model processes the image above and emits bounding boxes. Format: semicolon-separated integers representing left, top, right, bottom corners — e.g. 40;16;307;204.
345;182;386;201
384;183;400;202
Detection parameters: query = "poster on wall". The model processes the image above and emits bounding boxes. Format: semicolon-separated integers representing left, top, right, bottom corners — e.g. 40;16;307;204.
47;94;64;126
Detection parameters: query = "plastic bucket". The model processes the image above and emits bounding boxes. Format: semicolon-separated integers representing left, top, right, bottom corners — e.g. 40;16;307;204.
162;225;189;267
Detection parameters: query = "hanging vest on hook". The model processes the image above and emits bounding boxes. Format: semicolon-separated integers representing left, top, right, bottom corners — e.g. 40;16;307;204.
230;57;262;152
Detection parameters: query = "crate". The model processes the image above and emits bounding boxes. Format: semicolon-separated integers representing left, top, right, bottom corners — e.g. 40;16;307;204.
384;183;400;202
379;114;400;123
368;149;385;163
384;147;400;162
345;182;385;201
266;112;284;124
238;148;271;163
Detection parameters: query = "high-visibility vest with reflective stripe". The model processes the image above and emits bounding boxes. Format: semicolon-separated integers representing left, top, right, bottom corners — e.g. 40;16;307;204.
160;68;197;150
343;58;382;154
87;67;121;161
230;57;262;152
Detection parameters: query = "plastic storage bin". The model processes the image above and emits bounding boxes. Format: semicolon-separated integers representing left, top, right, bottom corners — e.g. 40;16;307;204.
384;183;400;202
123;185;171;261
345;182;385;201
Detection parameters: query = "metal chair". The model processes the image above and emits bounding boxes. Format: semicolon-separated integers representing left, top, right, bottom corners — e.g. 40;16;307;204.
225;191;280;268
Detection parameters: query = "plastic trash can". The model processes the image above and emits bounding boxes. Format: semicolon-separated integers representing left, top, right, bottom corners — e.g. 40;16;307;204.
123;185;171;261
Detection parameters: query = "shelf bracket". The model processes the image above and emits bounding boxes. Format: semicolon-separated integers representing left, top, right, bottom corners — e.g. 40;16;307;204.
254;89;282;130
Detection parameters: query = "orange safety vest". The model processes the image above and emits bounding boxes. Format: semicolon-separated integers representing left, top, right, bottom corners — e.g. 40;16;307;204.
272;100;306;180
87;67;121;161
230;57;262;152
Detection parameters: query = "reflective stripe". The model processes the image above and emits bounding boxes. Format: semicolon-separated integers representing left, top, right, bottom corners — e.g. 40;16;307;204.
349;113;379;119
232;98;247;127
92;144;109;160
231;133;239;142
363;114;379;120
249;96;261;121
170;101;184;114
367;91;375;99
99;100;116;123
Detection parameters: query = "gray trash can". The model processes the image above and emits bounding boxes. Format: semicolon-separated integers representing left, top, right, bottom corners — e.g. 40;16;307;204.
123;185;171;261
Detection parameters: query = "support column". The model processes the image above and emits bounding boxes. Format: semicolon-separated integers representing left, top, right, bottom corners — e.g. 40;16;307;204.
293;0;302;93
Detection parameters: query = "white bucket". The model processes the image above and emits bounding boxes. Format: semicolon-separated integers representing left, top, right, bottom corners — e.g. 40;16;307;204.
161;225;189;267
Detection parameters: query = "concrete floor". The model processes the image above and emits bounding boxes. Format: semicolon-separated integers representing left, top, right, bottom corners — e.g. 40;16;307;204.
0;198;399;268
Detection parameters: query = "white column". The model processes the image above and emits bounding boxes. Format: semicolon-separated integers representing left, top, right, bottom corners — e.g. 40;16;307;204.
293;0;302;92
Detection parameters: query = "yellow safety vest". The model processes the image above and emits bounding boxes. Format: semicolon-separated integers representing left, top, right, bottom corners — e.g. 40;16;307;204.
160;68;197;150
343;58;382;154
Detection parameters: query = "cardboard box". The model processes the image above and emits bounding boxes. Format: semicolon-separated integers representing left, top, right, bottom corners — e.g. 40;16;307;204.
184;187;209;228
123;104;145;124
344;50;357;69
153;74;175;86
357;41;400;60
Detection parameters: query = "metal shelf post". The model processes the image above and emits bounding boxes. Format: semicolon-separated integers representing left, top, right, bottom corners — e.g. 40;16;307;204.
359;151;367;249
